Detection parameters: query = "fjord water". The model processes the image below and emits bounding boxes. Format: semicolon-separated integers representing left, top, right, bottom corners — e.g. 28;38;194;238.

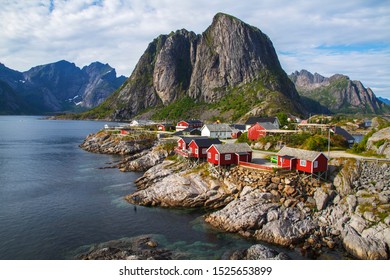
0;116;257;260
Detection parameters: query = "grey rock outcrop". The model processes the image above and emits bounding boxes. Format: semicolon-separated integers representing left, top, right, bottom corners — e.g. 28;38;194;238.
126;161;232;209
76;235;173;260
366;127;390;158
315;159;390;259
118;148;168;172
205;187;316;247
79;131;156;155
237;244;290;260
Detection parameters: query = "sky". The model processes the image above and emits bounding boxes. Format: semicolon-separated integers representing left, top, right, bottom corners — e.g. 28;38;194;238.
1;0;389;99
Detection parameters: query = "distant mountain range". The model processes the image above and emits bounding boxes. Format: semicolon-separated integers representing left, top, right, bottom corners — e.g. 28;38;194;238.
0;61;126;115
378;97;390;105
289;70;390;115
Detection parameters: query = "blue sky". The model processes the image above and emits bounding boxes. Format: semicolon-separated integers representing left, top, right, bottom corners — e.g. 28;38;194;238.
1;0;389;99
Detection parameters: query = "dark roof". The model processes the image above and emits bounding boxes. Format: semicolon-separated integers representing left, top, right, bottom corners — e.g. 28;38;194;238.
210;143;252;154
179;136;208;144
190;138;222;147
333;126;355;141
158;123;174;126
202;124;233;132
231;124;246;131
276;146;326;161
245;117;278;125
255;122;278;130
179;119;203;125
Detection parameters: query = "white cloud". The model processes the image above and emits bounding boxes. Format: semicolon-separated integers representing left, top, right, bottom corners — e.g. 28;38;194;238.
0;0;389;98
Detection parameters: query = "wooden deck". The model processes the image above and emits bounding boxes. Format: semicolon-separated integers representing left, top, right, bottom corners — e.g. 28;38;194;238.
175;148;194;158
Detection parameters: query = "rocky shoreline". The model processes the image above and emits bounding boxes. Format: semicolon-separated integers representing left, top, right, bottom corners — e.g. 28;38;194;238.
80;131;390;260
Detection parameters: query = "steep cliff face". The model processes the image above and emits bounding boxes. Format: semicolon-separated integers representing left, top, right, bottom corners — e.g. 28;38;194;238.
81;62;126;108
188;13;298;102
290;70;389;114
105;13;304;121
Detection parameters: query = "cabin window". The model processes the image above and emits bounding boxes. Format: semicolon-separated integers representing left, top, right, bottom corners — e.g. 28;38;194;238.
313;161;318;168
208;152;211;159
215;154;219;161
195;148;198;154
202;148;207;154
300;160;307;167
225;154;231;160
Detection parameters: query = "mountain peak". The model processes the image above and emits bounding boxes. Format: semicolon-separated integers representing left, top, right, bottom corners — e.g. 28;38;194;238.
91;13;304;120
290;70;389;114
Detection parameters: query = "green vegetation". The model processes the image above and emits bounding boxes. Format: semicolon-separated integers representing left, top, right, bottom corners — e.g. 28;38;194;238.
297;76;349;111
151;96;205;121
236;132;249;143
302;135;328;151
158;141;177;154
374;139;387;148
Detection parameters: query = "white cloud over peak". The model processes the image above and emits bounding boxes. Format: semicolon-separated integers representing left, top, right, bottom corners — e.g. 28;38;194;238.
0;0;389;98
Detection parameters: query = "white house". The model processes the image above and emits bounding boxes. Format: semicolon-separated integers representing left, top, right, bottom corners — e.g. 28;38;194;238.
201;124;234;139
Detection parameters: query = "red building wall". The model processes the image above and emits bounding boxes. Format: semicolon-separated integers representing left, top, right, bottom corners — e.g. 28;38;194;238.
177;121;189;127
248;123;267;141
177;138;186;150
207;146;252;165
295;159;312;173
278;154;328;173
207;146;220;165
188;142;210;158
312;154;328;173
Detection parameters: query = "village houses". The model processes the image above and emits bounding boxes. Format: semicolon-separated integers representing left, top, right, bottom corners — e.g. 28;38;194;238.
176;120;203;131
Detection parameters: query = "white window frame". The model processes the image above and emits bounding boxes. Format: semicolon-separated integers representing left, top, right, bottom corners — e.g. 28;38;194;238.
208;152;211;159
225;154;231;161
300;159;307;167
215;154;219;161
202;148;207;154
313;161;318;168
195;148;199;154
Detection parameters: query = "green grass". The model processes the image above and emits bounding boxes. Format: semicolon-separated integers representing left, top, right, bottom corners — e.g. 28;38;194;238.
151;96;205;121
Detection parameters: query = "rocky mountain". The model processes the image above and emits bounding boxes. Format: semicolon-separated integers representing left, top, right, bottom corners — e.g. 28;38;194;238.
0;61;126;114
290;70;390;114
0;80;35;114
85;13;305;121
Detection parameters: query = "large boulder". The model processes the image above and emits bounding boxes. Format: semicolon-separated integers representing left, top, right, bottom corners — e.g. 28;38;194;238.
342;226;388;260
366;127;390;158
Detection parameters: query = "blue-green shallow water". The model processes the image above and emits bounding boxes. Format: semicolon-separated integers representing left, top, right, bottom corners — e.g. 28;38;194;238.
0;116;309;260
0;116;256;260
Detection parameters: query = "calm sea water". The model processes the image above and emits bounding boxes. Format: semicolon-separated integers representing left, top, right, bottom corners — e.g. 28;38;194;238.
0;116;262;260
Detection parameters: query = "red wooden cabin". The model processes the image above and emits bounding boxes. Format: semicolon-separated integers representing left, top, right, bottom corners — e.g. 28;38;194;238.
276;146;328;173
247;122;277;141
176;120;203;131
188;138;222;159
207;143;252;166
157;123;175;131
